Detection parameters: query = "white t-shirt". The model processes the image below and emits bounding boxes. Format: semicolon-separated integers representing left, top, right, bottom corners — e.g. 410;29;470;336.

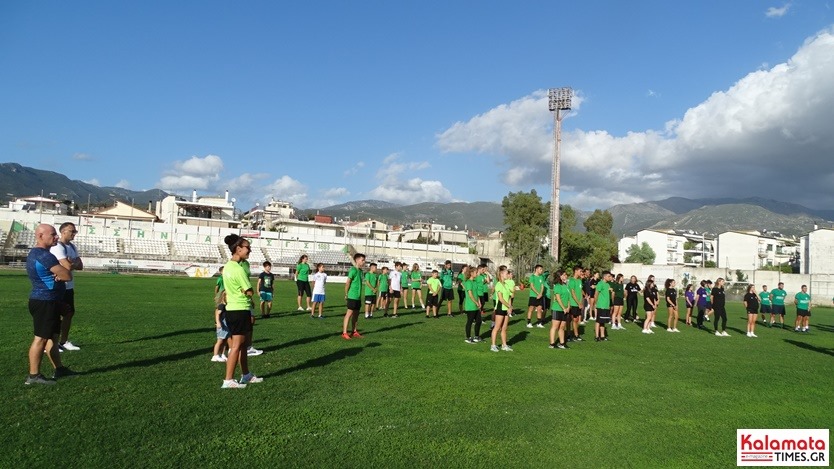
50;242;78;290
389;270;402;292
312;272;327;295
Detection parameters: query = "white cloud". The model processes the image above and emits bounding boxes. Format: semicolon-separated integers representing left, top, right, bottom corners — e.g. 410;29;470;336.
157;154;224;190
115;179;130;189
366;154;452;204
83;178;100;187
73;152;93;161
765;3;791;17
322;187;349;198
265;175;308;206
343;161;365;176
311;187;350;208
437;28;834;209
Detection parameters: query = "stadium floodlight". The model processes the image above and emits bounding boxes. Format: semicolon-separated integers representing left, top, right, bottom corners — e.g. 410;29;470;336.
548;87;573;262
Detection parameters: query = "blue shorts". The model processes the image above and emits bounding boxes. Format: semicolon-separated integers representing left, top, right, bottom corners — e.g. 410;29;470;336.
313;294;325;303
216;318;230;340
259;292;273;302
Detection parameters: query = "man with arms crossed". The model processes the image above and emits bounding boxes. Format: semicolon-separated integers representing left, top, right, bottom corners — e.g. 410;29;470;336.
50;222;83;351
26;224;76;384
770;282;788;329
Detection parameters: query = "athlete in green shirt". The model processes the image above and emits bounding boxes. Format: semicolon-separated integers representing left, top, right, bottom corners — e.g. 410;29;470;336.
409;264;425;310
295;255;312;312
594;272;613;341
759;285;772;325
426;270;441;318
794;285;811;332
342;253;366;340
463;267;483;343
567;266;584;342
770;282;788;328
490;266;514;352
526;265;545;328
549;270;571;349
439;260;455;316
364;263;379;319
377;266;390;314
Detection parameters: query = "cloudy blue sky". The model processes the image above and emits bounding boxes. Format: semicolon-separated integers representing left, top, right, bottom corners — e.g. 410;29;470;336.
2;1;833;210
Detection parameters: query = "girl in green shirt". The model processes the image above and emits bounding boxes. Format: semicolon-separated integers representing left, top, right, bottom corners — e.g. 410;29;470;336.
410;263;424;310
549;270;570;349
490;266;513;352
296;255;312;311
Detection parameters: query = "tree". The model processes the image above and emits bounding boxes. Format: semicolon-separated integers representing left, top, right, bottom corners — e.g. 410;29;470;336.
560;206;616;272
583;209;613;236
625;242;656;265
502;190;548;274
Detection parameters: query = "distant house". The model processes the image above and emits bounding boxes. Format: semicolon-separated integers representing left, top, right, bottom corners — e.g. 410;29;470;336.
93;201;158;221
716;231;797;270
800;228;834;274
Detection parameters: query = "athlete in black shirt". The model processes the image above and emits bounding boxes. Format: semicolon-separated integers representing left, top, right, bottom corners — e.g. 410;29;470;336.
625;276;641;322
711;278;728;336
743;284;759;338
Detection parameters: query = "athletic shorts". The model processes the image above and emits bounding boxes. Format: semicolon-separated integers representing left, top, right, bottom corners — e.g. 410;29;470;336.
552;310;567;322
29;299;61;339
225;309;253;335
747;309;758;314
570;306;582;318
312;294;325;303
528;297;542;307
216;318;230;340
391;290;401;299
542;296;551;310
296;280;312;296
411;284;421;290
760;304;772;314
797;309;810;317
596;309;611;325
644;304;655;312
426;295;439;307
772;305;786;316
705;302;712;309
365;295;377;305
612;297;624;306
379;291;389;299
481;294;489;305
494;302;507;316
259;291;273;302
442;288;454;301
61;288;75;314
346;299;361;311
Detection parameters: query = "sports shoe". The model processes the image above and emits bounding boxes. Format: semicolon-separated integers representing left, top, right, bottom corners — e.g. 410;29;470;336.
667;328;674;332
25;374;56;385
297;307;304;311
721;331;730;337
211;355;225;362
574;336;583;342
306;307;313;311
240;373;264;384
526;323;534;328
61;341;81;351
536;323;545;328
501;345;513;352
341;333;351;340
351;331;363;338
557;343;567;349
490;345;500;352
705;316;710;322
647;329;654;334
52;367;79;379
715;331;722;336
549;343;556;349
221;379;246;389
247;347;263;356
221;354;228;361
672;329;680;333
473;337;483;343
465;338;475;344
650;322;657;328
580;321;586;325
642;329;650;334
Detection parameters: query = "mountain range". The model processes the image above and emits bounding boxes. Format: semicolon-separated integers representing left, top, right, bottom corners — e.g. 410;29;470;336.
2;162;831;237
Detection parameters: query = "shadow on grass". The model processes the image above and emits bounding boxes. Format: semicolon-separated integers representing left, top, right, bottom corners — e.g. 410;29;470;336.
508;330;530;346
812;323;834;333
82;347;207;375
116;327;214;344
261;343;381;378
260;320;420;353
784;339;834;357
726;326;747;336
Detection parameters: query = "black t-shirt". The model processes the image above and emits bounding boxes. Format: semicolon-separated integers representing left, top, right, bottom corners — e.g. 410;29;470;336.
625;282;641;296
744;292;759;312
643;288;657;311
711;287;725;308
258;272;275;292
665;288;677;307
582;279;592;296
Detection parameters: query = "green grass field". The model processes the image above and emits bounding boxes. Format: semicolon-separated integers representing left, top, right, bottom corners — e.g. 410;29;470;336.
1;270;832;468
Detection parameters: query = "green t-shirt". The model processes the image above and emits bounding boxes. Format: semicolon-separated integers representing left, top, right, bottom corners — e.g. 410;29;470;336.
758;291;772;306
567;277;582;307
795;292;810;310
595;281;611;309
401;271;410;287
347;266;364;300
215;275;224;293
365;271;379;294
529;274;543;298
494;280;511;307
427;277;441;295
410;270;422;288
456;273;465;290
222;260;252;311
378;273;389;292
551;283;570;312
612;282;624;300
440;268;454;289
505;279;516;298
771;288;787;306
463;279;479;311
296;263;310;281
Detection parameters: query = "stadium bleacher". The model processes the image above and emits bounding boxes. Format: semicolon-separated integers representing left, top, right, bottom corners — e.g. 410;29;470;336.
124;239;170;257
74;235;119;256
172;241;223;262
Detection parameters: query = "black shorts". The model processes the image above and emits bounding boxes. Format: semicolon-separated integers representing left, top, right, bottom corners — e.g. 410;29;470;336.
426;295;439;307
644;304;655;312
772;305;786;316
365;295;377;305
297;280;312;296
596;316;610;325
29;299;61;339
442;288;454;301
542;296;551;310
225;309;253;335
61;288;75;314
391;290;401;299
705;302;712;309
481;294;489;305
380;291;389;299
552;310;567;322
597;308;611;320
570;306;582;318
346;299;362;311
797;309;810;317
528;297;542;307
494;303;508;317
760;304;772;314
612;297;624;306
747;309;758;314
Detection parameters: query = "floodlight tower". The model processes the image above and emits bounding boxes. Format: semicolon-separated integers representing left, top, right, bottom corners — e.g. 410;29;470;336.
548;87;573;262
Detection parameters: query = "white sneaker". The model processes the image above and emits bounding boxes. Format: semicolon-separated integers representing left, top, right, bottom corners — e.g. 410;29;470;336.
650;322;657;328
648;329;655;334
220;354;228;361
642;329;650;334
211;355;224;362
721;331;730;337
536;323;545;328
61;341;81;351
580;321;586;325
526;323;534;329
221;379;246;389
715;331;722;336
490;345;500;352
306;307;313;311
297;307;304;311
501;345;513;352
247;347;264;356
240;373;264;384
672;329;680;333
667;328;674;332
